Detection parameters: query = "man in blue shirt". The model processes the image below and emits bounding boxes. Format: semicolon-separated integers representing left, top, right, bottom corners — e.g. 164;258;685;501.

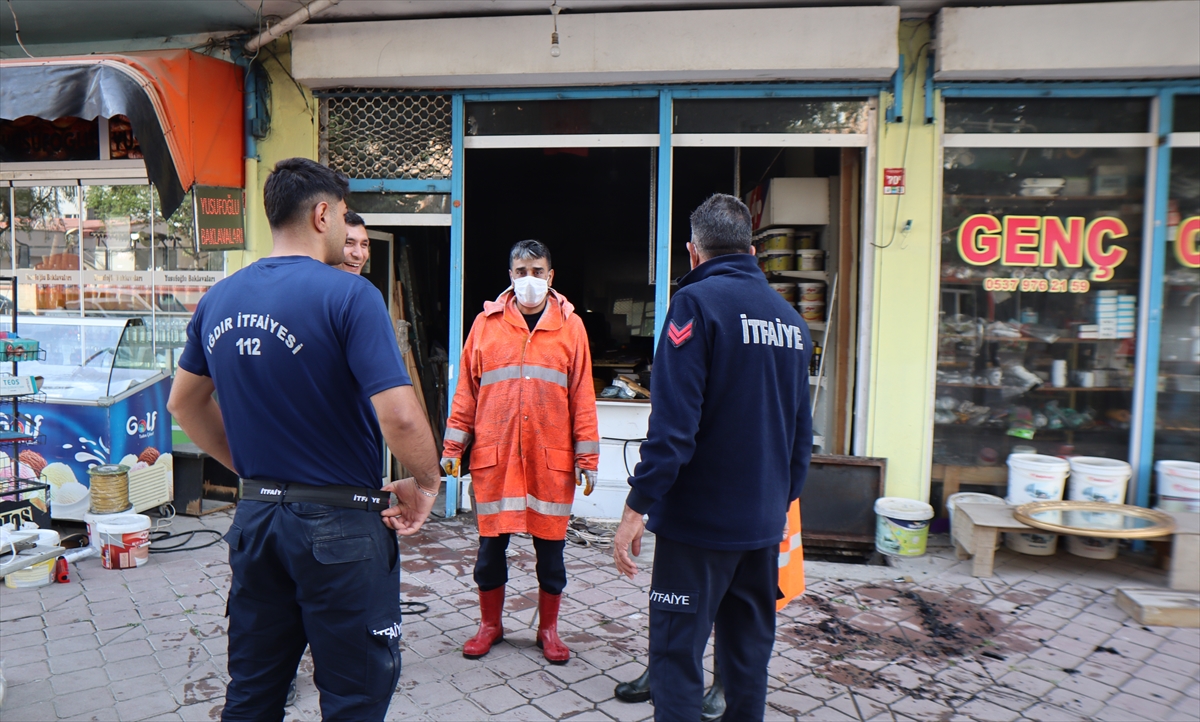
168;158;443;722
612;193;813;721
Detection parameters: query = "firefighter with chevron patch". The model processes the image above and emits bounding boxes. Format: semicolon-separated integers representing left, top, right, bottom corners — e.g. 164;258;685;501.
441;240;600;665
613;194;814;721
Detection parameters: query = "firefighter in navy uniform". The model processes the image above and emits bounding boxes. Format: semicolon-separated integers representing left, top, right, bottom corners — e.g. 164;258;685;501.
168;158;443;722
612;193;813;721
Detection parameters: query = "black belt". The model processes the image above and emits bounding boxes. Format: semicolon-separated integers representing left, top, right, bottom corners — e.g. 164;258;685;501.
238;479;390;512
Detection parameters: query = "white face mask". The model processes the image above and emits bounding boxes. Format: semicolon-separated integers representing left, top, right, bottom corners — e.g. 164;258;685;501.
512;276;549;306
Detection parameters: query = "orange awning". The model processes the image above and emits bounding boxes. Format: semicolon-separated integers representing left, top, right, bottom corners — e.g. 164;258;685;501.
0;49;244;217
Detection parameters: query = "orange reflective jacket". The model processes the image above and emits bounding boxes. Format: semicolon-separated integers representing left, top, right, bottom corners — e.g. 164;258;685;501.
444;289;599;540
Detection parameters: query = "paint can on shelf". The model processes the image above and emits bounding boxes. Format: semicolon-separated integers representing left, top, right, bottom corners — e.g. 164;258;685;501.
758;229;795;251
759;251;795;272
796;231;818;250
769;283;798;303
796;249;825;271
798;300;825;323
796;282;825;303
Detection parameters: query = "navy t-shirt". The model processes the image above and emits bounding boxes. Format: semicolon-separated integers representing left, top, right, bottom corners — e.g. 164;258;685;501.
178;256;410;489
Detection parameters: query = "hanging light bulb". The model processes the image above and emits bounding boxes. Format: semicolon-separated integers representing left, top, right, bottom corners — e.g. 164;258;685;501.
550;2;561;58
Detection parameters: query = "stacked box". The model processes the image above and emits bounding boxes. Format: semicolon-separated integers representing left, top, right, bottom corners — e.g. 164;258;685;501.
1096;290;1118;339
1116;295;1136;339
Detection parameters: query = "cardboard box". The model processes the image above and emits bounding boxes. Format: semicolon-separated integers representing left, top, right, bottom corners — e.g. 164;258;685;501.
744;178;830;231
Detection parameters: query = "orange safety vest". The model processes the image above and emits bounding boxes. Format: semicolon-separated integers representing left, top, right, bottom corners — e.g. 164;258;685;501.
444;289;600;540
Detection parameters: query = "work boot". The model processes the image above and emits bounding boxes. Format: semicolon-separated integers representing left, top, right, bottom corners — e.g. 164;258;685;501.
463;586;505;659
701;671;726;721
535;590;570;664
614;669;651;703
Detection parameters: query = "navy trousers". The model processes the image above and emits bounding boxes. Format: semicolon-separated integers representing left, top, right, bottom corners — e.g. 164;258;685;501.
221;500;401;722
475;534;567;594
648;535;778;721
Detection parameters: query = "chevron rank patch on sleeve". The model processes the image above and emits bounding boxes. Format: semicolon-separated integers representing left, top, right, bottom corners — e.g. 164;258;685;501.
668;318;694;347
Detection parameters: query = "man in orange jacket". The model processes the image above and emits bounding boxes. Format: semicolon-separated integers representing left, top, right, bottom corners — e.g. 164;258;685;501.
441;240;600;664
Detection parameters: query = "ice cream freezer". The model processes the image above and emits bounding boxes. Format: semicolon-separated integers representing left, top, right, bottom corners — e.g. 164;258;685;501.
1;316;173;520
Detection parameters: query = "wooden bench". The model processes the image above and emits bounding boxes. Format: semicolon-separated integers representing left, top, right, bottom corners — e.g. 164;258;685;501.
952;502;1200;591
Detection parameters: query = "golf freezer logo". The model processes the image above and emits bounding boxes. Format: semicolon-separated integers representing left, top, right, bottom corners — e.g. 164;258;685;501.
126;411;158;438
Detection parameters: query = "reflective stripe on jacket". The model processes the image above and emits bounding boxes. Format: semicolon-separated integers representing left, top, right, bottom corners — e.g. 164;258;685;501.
443;289;599;540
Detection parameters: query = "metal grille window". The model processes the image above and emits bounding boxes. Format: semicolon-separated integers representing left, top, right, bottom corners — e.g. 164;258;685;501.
319;93;452;179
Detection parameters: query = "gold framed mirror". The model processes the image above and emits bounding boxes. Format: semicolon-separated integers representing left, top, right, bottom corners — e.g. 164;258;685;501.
1013;501;1176;539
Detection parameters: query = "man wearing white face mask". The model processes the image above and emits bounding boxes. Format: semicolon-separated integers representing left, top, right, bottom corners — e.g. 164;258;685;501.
441;240;600;664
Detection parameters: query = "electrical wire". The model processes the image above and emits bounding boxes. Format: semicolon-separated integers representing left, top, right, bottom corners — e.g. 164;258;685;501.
872;30;932;251
601;436;646;478
263;45;311;113
6;0;33;58
148;529;224;554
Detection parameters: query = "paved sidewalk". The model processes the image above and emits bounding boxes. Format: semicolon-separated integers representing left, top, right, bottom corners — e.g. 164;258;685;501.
1;508;1198;721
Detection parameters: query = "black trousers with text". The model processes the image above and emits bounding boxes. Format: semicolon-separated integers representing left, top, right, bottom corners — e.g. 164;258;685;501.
648;535;778;721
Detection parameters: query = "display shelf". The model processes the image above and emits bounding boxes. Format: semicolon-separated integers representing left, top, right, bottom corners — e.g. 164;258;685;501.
0;349;46;363
936;382;1129;392
933;423;1125;434
939;334;1132;345
809;376;825;388
0;431;45;444
806;320;826;332
770;270;829;282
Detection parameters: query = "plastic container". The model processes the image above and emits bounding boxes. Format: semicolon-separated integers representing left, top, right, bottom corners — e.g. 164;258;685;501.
759;251;795;272
797;249;825;271
874;497;934;557
769;283;798;303
96;513;151;570
798;300;825;323
796;282;825;303
1067;456;1132;504
1066;534;1119;560
946;492;1005;531
4;528;60;589
1156;460;1200;513
796;231;818;250
758;229;795;251
1006;453;1070;505
1005;531;1059;556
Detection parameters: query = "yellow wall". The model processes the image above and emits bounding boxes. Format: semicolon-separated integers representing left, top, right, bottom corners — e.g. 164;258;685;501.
228;36;318;271
864;21;941;501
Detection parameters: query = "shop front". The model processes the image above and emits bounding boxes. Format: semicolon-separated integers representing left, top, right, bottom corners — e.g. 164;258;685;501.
929;86;1199;512
297;4;902;517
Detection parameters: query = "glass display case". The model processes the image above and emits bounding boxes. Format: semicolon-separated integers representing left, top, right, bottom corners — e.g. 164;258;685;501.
0;315;173;520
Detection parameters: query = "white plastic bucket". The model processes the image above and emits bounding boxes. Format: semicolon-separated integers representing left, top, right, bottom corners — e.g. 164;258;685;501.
1068;456;1132;504
96;514;151;570
759;251;795;272
874;497;934;557
1005;531;1059;556
3;528;59;589
1156;460;1200;513
797;249;825;271
798;300;825;323
1066;534;1119;560
769;283;798;303
758;229;795;251
796;282;826;303
946;492;1005;530
1006;454;1070;505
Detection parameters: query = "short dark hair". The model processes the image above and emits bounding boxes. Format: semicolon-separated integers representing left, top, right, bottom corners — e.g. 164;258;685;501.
262;158;349;230
344;210;366;228
509;240;551;269
689;193;753;256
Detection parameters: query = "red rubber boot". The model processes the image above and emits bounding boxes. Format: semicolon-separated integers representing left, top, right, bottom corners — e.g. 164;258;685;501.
536;590;570;664
462;586;505;659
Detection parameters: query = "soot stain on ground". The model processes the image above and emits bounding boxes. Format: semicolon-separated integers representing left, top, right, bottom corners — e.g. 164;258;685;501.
787;584;1026;698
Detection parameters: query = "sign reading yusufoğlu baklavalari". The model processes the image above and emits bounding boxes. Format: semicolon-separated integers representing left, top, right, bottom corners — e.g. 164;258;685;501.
193;186;246;251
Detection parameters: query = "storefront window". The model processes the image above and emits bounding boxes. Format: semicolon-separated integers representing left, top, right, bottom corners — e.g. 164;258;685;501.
81;184;153;316
13;184;81;314
944;99;1150;134
347;192;450;215
1155;95;1200;463
936;139;1147;493
674;99;869;134
467;99;658;135
152;189;218;373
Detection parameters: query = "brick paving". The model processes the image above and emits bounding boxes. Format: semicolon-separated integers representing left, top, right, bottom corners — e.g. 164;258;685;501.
1;509;1198;721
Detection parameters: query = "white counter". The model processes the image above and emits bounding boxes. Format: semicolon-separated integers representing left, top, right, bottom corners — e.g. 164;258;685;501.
570;400;651;520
